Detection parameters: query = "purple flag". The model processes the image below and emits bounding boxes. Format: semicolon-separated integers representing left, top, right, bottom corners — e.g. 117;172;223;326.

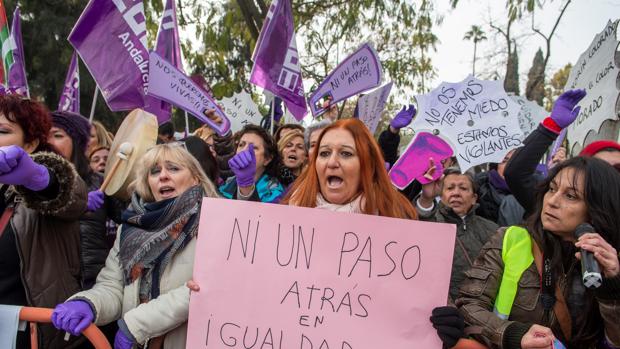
147;51;230;135
249;0;307;121
144;0;183;124
68;0;148;111
308;43;382;117
7;7;28;97
58;52;80;113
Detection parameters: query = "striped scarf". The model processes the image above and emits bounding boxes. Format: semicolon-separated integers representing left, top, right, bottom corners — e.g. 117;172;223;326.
119;186;203;300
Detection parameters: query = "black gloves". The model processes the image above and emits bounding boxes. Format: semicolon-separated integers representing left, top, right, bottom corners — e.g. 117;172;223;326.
430;306;465;349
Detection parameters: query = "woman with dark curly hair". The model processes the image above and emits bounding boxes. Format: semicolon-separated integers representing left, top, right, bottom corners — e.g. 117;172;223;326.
219;124;284;203
0;95;86;349
454;157;620;349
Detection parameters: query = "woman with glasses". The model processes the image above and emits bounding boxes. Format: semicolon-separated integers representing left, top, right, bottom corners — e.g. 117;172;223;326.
52;143;221;349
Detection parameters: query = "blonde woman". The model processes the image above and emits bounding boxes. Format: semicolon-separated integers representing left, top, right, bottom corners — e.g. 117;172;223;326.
52;143;220;349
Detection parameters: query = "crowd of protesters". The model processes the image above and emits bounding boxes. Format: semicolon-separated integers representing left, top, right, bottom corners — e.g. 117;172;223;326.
0;88;618;349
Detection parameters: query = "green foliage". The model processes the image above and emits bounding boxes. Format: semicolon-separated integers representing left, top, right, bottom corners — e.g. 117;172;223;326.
147;0;440;100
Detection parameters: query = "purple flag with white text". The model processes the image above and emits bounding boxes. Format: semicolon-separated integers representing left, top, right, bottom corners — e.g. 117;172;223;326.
249;0;307;121
7;7;28;97
144;0;183;124
58;52;80;113
68;0;148;111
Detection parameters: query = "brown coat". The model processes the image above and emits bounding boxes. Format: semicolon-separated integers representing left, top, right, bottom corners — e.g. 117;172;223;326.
10;152;87;349
456;228;620;349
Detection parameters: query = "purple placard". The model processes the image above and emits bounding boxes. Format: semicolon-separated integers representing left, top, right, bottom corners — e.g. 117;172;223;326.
308;43;382;117
144;0;183;124
147;51;230;135
58;51;80;113
547;128;567;167
249;0;307;121
68;0;148;111
389;132;454;190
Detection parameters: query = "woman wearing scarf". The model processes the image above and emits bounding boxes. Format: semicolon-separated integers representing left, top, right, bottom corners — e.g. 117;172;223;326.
52;143;221;349
277;129;307;187
282;118;417;219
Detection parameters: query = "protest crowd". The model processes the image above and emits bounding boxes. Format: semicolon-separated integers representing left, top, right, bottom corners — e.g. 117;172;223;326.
0;1;619;349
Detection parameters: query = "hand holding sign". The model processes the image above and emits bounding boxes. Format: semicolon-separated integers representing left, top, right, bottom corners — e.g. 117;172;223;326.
389;132;454;190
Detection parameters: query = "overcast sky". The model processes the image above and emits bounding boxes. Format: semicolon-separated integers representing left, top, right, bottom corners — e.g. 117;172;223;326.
430;0;619;88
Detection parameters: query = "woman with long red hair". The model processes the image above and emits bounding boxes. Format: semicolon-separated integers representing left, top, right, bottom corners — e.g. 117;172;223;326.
281;118;417;219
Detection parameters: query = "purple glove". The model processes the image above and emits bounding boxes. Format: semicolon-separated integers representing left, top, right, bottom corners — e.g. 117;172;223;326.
229;143;257;187
0;145;49;191
390;104;416;129
87;190;105;211
114;329;134;349
51;300;94;336
550;89;586;128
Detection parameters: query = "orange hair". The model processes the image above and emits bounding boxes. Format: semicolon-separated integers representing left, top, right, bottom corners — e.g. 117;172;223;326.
281;118;417;220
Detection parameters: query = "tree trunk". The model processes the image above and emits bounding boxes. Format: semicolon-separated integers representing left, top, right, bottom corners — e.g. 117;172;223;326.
472;42;477;76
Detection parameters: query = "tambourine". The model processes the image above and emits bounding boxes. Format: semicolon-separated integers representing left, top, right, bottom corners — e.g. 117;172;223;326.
102;109;158;200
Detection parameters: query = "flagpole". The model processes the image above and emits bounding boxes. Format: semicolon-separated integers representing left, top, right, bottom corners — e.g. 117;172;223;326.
184;111;189;137
270;98;275;136
89;86;99;123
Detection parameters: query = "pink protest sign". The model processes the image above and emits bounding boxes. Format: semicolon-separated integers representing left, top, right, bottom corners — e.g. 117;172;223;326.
389;132;454;190
187;198;456;349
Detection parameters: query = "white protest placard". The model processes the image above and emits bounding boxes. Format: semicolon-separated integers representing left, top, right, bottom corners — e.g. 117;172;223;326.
566;20;620;149
187;198;456;349
510;95;548;138
410;75;523;171
217;91;263;132
357;82;393;134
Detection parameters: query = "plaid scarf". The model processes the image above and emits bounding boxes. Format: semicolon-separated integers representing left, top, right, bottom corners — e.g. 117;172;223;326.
119;186;203;300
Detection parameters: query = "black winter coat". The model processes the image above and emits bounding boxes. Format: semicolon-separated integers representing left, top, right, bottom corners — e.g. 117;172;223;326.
79;172;125;289
504;124;558;217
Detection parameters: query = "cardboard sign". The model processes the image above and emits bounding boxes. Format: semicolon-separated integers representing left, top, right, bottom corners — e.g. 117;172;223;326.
510;95;548;138
187;198;456;349
218;91;263;132
566;20;620;148
308;43;382;117
147;51;231;135
411;75;523;171
357;82;393;134
389;132;455;190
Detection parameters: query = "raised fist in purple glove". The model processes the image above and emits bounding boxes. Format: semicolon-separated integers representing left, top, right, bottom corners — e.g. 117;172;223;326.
51;300;94;336
87;190;104;212
114;328;135;349
390;104;416;130
0;145;49;191
229;143;257;187
550;89;586;128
